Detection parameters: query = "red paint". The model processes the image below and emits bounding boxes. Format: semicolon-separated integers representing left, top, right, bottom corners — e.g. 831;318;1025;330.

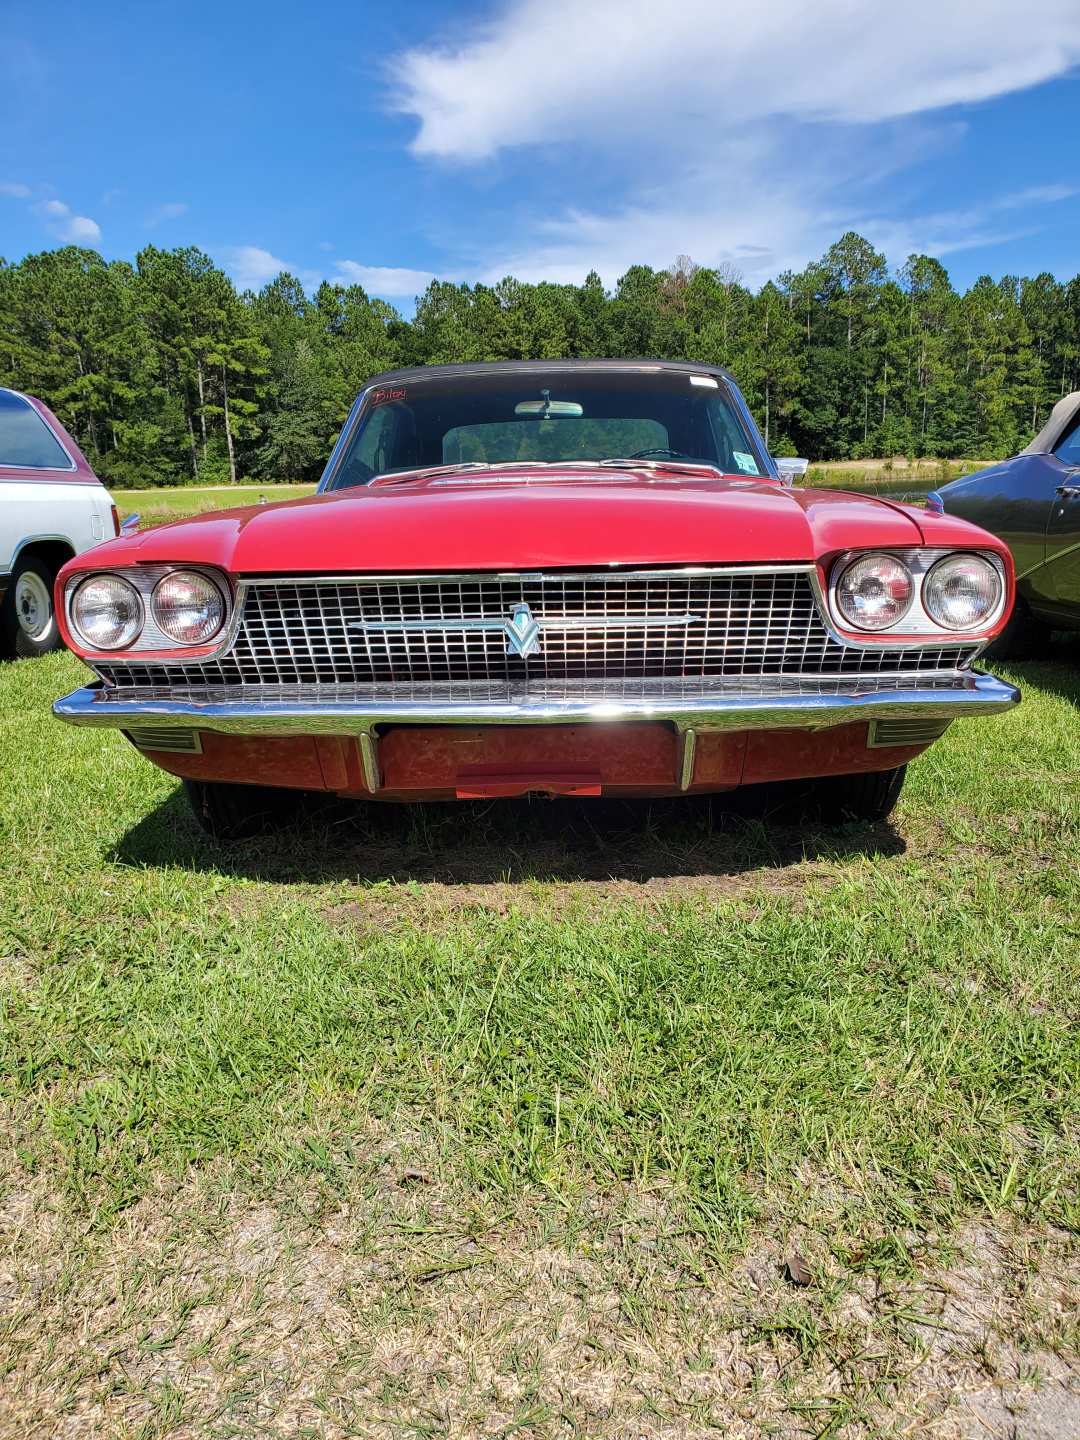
56;474;922;582
55;470;1015;663
742;725;928;784
144;732;325;789
57;471;1012;582
378;722;680;798
456;772;603;798
134;721;929;801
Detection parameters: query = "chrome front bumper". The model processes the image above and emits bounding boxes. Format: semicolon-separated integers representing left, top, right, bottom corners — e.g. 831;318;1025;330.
54;668;1018;748
53;672;1020;734
54;673;1019;792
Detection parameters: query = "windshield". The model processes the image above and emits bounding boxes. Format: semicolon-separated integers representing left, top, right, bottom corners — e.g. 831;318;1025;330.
324;369;768;490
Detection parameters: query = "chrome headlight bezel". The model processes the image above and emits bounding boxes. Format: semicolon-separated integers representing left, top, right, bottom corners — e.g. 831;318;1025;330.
834;552;916;632
65;564;233;655
922;552;1004;632
827;548;1008;638
151;570;227;645
69;573;145;651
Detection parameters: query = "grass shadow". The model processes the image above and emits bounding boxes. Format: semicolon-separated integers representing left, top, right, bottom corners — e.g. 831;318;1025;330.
108;782;905;887
1002;631;1080;708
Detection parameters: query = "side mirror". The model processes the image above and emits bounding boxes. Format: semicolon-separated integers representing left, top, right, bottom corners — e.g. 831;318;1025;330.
774;457;809;486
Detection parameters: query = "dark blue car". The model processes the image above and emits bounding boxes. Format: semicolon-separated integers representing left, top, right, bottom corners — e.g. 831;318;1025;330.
940;391;1080;656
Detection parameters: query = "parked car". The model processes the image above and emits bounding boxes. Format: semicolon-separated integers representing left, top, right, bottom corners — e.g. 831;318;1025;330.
1;388;118;657
937;390;1080;655
52;360;1019;839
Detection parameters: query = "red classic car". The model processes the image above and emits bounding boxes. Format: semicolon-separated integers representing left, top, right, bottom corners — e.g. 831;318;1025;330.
53;360;1020;839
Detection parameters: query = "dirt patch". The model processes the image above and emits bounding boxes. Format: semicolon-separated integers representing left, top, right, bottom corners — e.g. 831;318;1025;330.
2;1160;1076;1439
319;861;833;932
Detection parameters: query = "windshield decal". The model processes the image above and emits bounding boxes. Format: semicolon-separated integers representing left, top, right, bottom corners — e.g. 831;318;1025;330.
370;386;406;405
732;451;758;474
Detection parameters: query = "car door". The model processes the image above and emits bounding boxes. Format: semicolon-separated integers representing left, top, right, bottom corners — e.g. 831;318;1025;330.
1044;416;1080;622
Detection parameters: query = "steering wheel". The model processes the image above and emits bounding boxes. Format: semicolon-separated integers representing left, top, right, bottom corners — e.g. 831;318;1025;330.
628;447;696;460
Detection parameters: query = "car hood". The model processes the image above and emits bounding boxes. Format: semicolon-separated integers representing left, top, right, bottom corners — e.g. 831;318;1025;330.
87;469;951;575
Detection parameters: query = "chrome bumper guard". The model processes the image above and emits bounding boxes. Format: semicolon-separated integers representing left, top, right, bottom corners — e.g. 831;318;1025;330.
54;672;1019;792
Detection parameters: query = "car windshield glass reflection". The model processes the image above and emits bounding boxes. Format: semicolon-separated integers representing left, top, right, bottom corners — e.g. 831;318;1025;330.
328;370;766;490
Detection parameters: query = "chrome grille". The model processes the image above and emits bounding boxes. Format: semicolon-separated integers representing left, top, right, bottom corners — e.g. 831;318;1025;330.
95;568;980;691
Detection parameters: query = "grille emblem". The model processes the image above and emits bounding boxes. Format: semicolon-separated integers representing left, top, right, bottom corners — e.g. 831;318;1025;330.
346;594;706;662
504;602;542;658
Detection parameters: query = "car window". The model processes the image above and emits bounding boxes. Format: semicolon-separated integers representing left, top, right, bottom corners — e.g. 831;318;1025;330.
442;417;668;464
334;401;415;487
0;391;73;470
326;370;769;490
1055;416;1080;467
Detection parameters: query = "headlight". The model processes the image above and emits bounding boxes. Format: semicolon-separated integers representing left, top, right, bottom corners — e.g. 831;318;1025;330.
924;553;1002;631
151;570;226;645
71;574;144;650
835;553;914;631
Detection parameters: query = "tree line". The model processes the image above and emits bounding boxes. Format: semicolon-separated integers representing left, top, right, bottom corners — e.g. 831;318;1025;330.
1;233;1078;485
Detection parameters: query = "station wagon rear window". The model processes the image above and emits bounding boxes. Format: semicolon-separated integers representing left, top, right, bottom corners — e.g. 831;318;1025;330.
0;391;73;470
327;369;767;489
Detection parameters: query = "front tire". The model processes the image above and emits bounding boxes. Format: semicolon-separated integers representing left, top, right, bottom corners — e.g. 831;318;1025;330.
183;779;302;842
803;764;907;825
2;553;62;658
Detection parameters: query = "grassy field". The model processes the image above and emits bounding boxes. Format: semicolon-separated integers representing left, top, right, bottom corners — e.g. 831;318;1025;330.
110;484;316;526
1;645;1078;1436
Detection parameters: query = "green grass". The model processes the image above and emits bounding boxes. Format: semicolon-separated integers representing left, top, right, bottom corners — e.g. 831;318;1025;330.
1;644;1078;1434
109;482;316;526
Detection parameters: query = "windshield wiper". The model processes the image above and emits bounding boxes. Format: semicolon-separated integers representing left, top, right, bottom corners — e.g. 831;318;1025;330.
371;461;567;486
589;457;727;477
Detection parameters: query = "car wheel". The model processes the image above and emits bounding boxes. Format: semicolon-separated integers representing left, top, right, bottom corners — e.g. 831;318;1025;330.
3;553;62;658
984;596;1050;660
803;764;907;825
182;778;302;841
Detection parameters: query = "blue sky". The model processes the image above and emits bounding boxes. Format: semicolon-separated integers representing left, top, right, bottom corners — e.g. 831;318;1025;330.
3;0;1080;308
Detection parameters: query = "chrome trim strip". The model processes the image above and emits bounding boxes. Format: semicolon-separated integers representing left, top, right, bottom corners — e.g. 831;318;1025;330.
678;727;697;790
53;672;1020;737
358;731;381;792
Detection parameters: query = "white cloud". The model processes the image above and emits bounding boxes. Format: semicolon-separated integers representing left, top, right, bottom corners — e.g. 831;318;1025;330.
394;0;1080;162
146;201;188;227
391;0;1080;289
222;246;435;300
331;260;436;297
65;214;102;242
224;244;296;290
0;181;31;198
35;197;102;244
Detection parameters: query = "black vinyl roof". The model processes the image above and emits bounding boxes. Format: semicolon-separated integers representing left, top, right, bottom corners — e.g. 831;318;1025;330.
363;358;739;388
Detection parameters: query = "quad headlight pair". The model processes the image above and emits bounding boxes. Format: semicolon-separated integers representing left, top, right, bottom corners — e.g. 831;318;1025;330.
70;570;226;650
833;551;1003;633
